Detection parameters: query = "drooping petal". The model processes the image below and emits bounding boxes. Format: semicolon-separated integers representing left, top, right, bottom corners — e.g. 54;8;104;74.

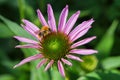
71;36;96;48
13;54;43;68
37;9;48;26
15;44;41;49
64;11;80;34
58;60;65;77
71;26;92;42
36;59;48;69
58;5;68;32
66;54;83;62
61;58;72;66
21;24;39;39
69;19;94;42
22;19;40;32
47;4;57;32
14;36;38;44
44;60;54;71
70;49;98;55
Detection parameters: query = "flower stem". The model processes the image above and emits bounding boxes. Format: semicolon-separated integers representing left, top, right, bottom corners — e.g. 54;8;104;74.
18;0;25;22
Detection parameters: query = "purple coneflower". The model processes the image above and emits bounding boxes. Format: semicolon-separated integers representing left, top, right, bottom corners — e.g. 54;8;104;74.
14;4;97;77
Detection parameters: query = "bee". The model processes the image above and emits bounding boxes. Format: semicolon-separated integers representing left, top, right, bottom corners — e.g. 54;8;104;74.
38;26;51;38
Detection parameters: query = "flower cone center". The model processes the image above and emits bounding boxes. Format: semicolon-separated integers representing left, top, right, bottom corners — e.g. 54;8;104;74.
49;40;59;50
40;32;70;61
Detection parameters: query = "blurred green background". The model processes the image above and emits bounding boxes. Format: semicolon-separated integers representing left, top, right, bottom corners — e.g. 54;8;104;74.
0;0;120;80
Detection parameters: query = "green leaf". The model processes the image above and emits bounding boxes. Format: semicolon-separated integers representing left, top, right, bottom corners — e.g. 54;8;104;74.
78;71;120;80
51;68;64;80
18;0;25;20
102;56;120;69
77;72;101;80
0;15;49;80
96;20;119;58
30;66;39;80
0;22;14;38
24;4;36;21
97;71;120;80
86;72;101;80
0;74;15;80
0;15;35;39
77;76;88;80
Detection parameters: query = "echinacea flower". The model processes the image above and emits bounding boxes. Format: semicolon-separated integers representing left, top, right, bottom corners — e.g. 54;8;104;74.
14;4;98;77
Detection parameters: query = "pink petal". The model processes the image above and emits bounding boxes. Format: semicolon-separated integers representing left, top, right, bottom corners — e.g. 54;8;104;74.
66;54;83;62
14;36;39;44
61;58;72;66
13;54;43;68
71;36;96;48
44;60;54;71
68;21;87;40
47;4;57;32
21;24;39;39
58;60;65;77
69;19;94;42
69;19;94;39
71;26;92;42
36;59;48;69
64;11;80;34
22;19;40;32
15;44;41;49
37;9;48;26
58;5;68;32
70;49;98;55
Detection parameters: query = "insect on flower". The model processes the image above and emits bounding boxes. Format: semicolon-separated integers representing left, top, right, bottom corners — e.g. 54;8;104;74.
38;26;51;38
13;4;98;77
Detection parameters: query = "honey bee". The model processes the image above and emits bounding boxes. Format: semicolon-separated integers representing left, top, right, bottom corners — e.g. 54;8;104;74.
38;26;51;38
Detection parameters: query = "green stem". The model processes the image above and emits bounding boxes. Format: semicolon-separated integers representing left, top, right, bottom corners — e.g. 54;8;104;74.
18;0;25;22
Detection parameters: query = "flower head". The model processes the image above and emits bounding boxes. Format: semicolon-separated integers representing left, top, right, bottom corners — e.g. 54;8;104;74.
14;4;98;77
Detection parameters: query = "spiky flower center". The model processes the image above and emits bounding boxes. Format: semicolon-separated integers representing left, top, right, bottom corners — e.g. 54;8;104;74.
40;32;71;61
